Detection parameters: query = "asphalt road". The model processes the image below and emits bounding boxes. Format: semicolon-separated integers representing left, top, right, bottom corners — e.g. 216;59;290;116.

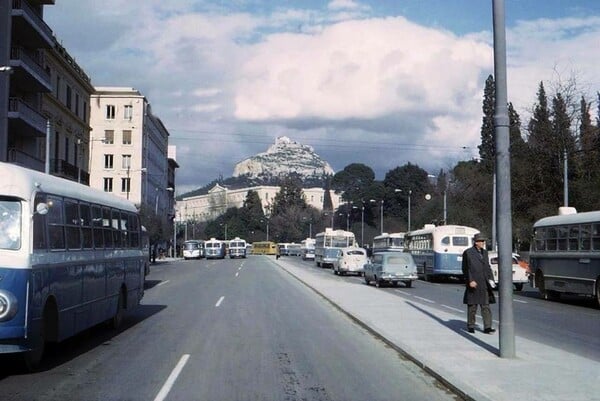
295;256;600;362
0;256;462;401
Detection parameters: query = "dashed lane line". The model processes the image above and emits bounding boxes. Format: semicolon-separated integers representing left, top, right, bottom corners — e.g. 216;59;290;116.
153;354;190;401
215;296;225;307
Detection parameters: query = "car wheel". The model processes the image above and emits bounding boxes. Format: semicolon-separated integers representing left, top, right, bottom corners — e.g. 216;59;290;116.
364;275;370;285
375;278;381;288
404;280;412;288
514;283;524;291
392;281;398;287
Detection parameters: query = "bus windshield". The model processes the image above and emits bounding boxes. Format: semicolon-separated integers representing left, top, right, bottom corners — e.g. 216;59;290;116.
0;199;21;250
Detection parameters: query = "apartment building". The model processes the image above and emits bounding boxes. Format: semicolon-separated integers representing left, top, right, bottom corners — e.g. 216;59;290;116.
0;0;55;168
89;87;177;219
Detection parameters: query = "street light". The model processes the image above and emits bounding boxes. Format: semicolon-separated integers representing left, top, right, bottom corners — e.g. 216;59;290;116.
395;189;412;231
126;166;146;200
370;199;384;234
155;187;174;214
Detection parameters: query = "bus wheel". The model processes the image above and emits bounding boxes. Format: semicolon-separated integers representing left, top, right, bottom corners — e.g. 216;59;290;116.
23;312;48;371
375;278;382;288
110;290;125;330
514;283;524;292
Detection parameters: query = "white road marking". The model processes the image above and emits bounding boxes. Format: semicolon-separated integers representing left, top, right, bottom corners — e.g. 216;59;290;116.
215;296;225;307
235;272;239;277
153;354;190;401
413;295;436;304
156;280;170;287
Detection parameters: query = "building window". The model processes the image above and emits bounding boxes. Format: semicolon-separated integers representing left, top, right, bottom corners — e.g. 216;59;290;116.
83;101;87;122
104;130;114;144
121;178;130;193
75;93;80;116
66;85;72;110
122;154;131;169
103;177;113;192
55;75;61;99
122;130;132;145
106;104;116;119
104;154;114;169
124;105;133;120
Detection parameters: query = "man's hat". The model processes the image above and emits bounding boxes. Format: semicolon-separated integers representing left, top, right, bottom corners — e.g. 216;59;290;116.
473;233;487;242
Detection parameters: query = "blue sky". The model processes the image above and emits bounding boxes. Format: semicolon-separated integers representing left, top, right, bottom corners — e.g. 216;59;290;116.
45;1;600;194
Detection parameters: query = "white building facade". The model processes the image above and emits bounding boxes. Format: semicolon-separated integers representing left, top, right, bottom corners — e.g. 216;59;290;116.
176;184;343;222
88;87;176;217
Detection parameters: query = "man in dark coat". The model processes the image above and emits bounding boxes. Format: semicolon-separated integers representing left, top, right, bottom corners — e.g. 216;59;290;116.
462;233;496;334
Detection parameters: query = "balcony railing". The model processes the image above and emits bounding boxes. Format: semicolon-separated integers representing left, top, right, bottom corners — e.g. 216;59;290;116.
11;0;54;45
8;97;47;135
7;148;44;171
50;158;89;185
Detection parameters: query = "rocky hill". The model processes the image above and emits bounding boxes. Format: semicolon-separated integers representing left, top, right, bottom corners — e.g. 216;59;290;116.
233;136;334;180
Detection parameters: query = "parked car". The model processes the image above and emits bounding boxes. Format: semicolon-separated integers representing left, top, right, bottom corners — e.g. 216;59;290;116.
332;247;368;276
364;252;418;288
488;251;530;291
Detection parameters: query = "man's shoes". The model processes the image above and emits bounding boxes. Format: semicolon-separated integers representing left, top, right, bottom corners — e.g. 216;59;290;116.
467;328;475;333
484;328;496;334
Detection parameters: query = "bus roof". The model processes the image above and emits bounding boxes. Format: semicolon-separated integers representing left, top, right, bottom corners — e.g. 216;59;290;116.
534;210;600;228
0;162;137;213
406;225;479;237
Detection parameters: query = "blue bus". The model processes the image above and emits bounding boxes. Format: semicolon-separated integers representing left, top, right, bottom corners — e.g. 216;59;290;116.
0;162;145;370
404;224;479;281
205;238;226;259
372;232;405;254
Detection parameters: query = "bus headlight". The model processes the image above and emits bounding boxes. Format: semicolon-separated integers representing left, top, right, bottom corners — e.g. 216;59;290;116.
0;290;18;321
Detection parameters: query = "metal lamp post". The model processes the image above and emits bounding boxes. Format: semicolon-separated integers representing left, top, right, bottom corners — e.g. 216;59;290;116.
370;199;384;234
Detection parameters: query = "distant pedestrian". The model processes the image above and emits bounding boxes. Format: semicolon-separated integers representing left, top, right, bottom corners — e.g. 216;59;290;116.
151;244;157;264
462;233;496;334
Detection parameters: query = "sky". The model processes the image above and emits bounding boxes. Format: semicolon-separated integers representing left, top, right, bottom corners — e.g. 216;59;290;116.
44;1;600;195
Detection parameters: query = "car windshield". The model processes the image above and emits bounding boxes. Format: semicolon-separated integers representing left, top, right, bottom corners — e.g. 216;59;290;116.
346;250;365;256
0;200;21;250
387;255;412;265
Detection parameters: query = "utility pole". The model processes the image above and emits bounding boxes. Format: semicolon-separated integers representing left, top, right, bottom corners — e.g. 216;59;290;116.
493;0;516;358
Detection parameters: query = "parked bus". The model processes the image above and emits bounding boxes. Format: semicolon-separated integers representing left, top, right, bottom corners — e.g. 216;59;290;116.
183;239;204;260
301;238;316;260
228;237;247;258
204;238;226;259
251;241;278;255
0;162;145;369
530;207;600;306
278;242;302;256
404;224;479;281
372;232;405;254
314;228;356;268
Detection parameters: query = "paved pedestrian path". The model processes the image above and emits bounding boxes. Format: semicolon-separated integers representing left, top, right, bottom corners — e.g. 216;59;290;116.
273;258;600;401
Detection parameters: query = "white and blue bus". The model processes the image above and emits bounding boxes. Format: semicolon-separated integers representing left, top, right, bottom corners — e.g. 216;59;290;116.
0;162;145;369
314;228;356;268
205;238;226;259
372;232;405;254
530;207;600;306
183;239;204;260
228;237;247;259
404;224;479;281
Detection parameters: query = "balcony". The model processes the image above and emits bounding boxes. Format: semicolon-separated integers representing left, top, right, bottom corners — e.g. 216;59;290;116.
9;46;52;93
8;97;47;137
50;158;90;185
7;148;44;172
11;0;54;49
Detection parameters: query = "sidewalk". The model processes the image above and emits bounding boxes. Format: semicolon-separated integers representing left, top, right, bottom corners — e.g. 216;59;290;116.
274;258;599;401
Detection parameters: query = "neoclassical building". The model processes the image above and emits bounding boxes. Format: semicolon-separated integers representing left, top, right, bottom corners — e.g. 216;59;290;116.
176;184;343;222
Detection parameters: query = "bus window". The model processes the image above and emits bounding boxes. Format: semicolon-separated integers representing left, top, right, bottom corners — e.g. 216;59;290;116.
65;199;82;250
80;202;93;249
92;205;104;249
48;196;65;250
33;194;47;250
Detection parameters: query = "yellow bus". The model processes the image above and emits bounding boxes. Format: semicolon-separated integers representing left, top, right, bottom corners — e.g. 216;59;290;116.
251;241;278;255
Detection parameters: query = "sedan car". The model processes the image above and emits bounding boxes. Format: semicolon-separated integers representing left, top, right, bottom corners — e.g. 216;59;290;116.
332;247;368;276
364;252;418;288
488;251;530;291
